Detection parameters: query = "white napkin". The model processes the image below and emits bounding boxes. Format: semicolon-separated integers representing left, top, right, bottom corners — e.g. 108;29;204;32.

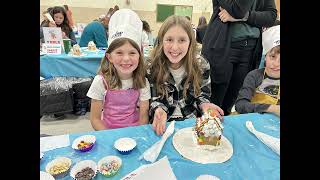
139;121;175;163
121;156;177;180
246;121;280;156
40;134;70;152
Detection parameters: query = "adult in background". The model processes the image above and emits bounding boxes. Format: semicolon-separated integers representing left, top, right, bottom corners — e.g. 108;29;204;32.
201;0;277;115
79;15;109;48
196;16;208;44
142;20;154;46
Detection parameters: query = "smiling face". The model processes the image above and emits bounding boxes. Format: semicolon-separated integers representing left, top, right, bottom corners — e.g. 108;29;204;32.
106;41;140;80
162;25;190;69
53;12;64;25
265;46;280;78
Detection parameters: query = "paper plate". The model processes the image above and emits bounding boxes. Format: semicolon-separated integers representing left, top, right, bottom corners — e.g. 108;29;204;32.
70;160;97;180
82;47;99;52
40;171;54;180
172;127;233;164
72;135;96;152
68;53;87;57
114;137;137;154
98;156;122;177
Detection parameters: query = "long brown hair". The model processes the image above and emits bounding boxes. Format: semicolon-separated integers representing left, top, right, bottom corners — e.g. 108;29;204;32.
99;38;146;89
50;6;72;35
149;15;202;98
197;16;207;29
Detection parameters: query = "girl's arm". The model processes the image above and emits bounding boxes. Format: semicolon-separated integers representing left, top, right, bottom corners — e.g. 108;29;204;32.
89;99;107;131
149;84;169;135
152;107;167;136
138;100;149;125
68;30;77;46
195;57;224;117
194;56;213;110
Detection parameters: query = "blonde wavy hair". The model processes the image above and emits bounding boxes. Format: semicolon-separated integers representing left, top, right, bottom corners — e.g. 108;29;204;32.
98;38;146;89
149;15;202;98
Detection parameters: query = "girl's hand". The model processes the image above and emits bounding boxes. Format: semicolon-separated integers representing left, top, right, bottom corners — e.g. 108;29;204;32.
62;32;68;39
48;21;57;27
152;107;167;136
218;7;237;23
200;102;224;120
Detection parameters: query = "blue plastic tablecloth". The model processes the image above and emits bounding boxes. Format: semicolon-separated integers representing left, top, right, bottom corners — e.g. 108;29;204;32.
40;49;105;78
40;113;280;180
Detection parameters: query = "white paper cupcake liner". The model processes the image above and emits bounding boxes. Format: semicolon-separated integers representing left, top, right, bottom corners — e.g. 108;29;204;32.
70;160;97;180
114;137;136;154
40;171;55;180
45;157;72;178
72;135;96;152
97;156;122;177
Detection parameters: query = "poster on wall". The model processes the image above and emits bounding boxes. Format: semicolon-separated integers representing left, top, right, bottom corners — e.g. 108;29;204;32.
175;5;193;19
156;4;193;22
42;27;63;54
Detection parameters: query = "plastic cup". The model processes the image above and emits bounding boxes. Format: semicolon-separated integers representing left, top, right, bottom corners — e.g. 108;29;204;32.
63;39;72;54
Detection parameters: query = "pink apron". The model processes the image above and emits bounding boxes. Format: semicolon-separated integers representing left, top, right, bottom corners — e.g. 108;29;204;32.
101;75;140;129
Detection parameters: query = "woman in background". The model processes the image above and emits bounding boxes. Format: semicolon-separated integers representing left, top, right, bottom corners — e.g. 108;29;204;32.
196;16;208;44
142;20;154;46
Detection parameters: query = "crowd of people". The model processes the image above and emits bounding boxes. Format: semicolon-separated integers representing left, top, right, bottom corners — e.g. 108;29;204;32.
40;2;280;135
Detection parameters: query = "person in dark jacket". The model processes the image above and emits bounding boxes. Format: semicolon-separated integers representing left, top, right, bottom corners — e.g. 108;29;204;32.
201;0;277;115
196;16;208;44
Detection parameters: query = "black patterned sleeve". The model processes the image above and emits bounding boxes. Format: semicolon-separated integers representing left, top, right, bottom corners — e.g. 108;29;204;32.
146;64;169;123
148;82;169;123
194;56;212;110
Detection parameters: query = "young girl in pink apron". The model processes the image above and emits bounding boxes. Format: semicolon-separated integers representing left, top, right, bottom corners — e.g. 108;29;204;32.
87;9;151;130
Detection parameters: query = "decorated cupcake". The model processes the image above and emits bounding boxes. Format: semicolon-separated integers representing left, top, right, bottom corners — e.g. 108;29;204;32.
98;156;122;177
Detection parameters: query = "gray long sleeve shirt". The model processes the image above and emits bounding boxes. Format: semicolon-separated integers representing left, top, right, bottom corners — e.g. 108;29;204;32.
235;68;280;113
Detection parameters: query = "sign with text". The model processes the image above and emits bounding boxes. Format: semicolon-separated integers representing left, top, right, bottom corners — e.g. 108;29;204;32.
42;43;62;55
42;27;63;54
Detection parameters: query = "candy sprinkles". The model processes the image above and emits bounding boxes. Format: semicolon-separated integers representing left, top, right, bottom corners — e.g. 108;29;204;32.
100;160;121;177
